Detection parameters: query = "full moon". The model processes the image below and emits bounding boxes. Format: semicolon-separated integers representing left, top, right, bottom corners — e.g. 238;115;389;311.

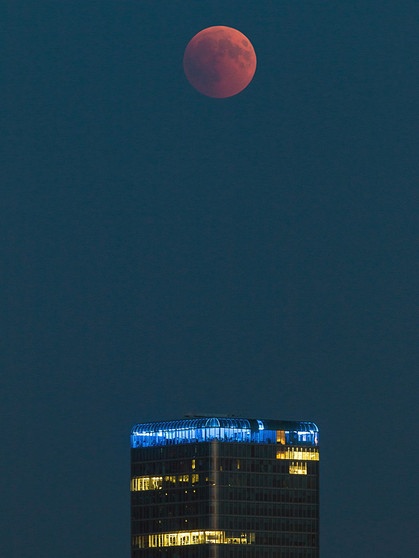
183;26;257;98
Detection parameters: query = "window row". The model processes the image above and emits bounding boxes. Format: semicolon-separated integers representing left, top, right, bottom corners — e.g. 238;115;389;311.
132;458;318;477
132;504;318;523
131;545;318;558
132;530;316;549
132;486;318;505
131;474;200;491
132;530;255;548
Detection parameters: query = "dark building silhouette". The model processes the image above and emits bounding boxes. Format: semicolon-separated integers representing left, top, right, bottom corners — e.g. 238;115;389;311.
130;416;319;557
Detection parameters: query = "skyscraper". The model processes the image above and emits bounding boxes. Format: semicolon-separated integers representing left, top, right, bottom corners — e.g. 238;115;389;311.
130;416;319;557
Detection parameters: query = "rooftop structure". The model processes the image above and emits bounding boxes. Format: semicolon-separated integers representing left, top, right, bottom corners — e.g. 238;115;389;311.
130;416;319;448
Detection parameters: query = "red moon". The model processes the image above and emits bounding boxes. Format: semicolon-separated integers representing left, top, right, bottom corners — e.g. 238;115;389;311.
183;26;257;98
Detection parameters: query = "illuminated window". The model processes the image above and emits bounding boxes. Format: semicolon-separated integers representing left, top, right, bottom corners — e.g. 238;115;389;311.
276;447;319;461
130;476;163;491
289;462;308;475
276;430;286;445
132;530;255;548
131;474;199;491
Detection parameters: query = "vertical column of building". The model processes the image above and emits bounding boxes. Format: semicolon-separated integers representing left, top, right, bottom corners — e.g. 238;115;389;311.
210;439;219;558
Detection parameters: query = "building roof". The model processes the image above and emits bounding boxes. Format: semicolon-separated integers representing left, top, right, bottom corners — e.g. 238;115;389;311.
130;416;319;448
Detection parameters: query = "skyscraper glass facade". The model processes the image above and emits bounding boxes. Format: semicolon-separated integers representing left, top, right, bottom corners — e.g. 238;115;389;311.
131;416;319;557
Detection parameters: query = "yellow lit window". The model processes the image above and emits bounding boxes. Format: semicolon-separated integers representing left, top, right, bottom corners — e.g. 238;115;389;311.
276;447;319;461
130;476;163;491
289;461;307;475
164;475;176;484
225;533;254;544
276;430;286;445
131;473;200;491
132;530;255;548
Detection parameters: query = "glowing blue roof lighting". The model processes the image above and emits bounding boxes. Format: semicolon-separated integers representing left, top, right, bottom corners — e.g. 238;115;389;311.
130;417;319;448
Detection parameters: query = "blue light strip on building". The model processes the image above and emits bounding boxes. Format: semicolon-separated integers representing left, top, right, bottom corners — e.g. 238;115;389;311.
130;417;319;448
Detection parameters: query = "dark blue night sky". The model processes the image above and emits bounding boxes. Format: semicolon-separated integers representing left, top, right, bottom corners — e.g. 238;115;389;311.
2;2;418;557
